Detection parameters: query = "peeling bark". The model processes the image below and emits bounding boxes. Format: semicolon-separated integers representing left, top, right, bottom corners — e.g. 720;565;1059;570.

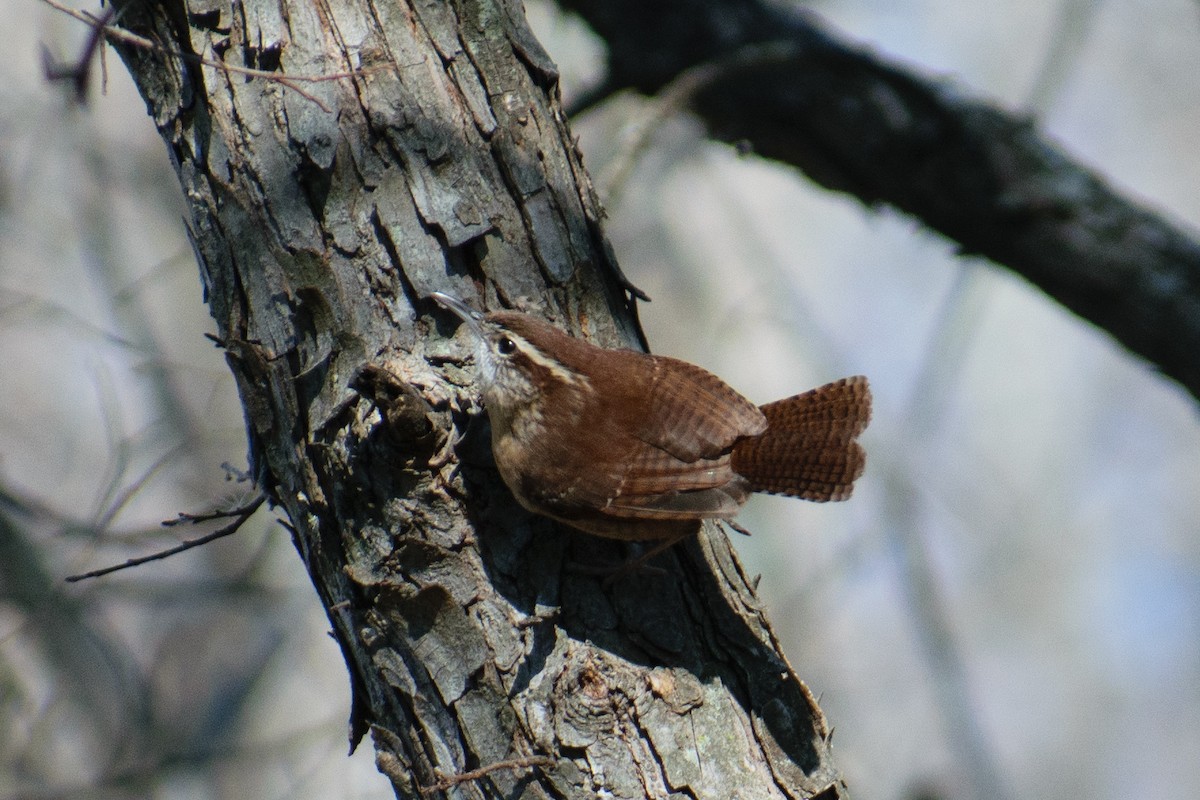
106;1;845;798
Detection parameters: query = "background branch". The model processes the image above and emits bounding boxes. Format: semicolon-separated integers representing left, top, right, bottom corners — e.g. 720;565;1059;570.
561;0;1200;403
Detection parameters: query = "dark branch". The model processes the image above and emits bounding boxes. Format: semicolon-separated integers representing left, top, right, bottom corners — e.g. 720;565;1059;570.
561;0;1200;403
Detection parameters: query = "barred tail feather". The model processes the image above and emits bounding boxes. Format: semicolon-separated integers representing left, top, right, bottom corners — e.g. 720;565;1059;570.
731;376;872;502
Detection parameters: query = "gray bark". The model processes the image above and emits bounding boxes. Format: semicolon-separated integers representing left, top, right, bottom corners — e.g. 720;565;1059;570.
106;1;844;798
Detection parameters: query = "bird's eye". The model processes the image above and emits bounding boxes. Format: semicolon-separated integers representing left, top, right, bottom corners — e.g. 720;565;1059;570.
497;336;517;355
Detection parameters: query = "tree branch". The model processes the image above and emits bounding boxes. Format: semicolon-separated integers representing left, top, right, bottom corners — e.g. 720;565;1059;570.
98;0;847;797
64;496;266;583
561;0;1200;403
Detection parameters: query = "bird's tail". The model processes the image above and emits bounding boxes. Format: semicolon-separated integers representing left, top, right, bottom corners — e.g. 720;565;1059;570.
731;376;872;501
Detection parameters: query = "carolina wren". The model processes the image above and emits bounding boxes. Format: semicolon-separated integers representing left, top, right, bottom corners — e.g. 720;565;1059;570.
432;293;871;544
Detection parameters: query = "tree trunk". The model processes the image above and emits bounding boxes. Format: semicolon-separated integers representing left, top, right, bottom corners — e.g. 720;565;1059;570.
106;1;845;797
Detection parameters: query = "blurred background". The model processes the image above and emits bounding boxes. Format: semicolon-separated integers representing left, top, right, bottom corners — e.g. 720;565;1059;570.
4;1;1199;799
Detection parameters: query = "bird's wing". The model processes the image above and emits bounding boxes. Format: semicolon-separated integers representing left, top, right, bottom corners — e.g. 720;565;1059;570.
591;355;765;519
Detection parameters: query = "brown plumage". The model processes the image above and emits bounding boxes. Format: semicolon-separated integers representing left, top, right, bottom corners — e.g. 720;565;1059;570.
732;376;871;501
432;294;871;543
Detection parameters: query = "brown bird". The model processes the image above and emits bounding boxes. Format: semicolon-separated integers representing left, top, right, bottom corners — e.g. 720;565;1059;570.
433;293;871;549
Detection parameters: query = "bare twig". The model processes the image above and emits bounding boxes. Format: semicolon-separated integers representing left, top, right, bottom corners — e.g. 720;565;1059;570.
65;495;266;582
882;269;1017;800
725;519;753;537
599;41;800;210
418;756;554;796
41;4;115;103
95;442;186;533
39;0;389;113
161;497;263;528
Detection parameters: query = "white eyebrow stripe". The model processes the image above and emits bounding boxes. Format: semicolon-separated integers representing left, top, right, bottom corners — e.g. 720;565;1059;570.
507;333;592;389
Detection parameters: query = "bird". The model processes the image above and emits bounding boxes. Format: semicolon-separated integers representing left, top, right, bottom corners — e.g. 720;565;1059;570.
431;292;871;552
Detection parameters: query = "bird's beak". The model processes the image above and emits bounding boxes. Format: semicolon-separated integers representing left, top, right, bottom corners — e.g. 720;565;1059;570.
431;292;487;340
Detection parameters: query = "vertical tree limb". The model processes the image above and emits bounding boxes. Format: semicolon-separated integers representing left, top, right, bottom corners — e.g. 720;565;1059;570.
100;1;846;797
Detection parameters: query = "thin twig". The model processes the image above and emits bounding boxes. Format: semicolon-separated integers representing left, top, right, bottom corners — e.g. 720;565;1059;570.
724;520;753;537
41;4;115;103
95;442;186;533
65;495;266;582
600;41;802;210
514;609;559;630
418;756;554;796
161;497;263;527
39;0;389;112
885;269;1017;800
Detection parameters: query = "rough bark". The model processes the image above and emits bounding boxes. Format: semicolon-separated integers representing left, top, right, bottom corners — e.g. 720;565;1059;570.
106;1;844;798
561;0;1200;404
